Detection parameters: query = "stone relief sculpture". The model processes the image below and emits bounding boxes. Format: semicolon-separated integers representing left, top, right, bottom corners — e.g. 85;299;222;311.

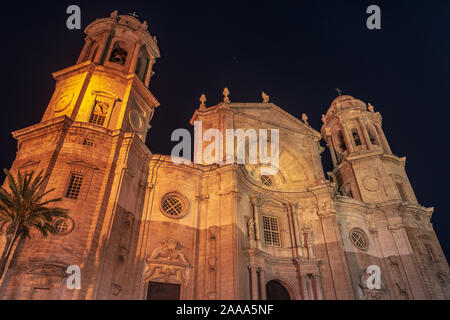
143;239;191;287
302;222;316;260
302;113;309;125
247;218;256;238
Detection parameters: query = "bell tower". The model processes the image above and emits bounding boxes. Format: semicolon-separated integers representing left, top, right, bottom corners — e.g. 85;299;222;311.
321;95;450;300
0;11;160;300
41;10;160;142
321;95;417;204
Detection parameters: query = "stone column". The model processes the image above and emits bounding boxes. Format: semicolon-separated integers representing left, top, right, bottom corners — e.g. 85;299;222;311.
318;212;355;299
358;117;373;150
251;195;262;250
300;274;310;300
77;37;93;64
95;35;110;64
375;124;392;154
389;226;427;299
341;123;356;153
249;265;259;300
128;41;142;75
258;267;267;300
326;135;338;167
314;275;324;300
145;56;156;87
292;204;303;258
369;227;394;299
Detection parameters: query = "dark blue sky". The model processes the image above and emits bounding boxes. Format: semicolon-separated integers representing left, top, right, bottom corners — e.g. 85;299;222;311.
0;1;449;258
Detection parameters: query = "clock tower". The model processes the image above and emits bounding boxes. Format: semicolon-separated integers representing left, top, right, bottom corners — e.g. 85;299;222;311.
41;10;160;142
0;11;161;299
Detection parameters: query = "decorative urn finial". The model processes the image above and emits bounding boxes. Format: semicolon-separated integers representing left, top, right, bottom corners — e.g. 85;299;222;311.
200;94;207;110
223;88;231;104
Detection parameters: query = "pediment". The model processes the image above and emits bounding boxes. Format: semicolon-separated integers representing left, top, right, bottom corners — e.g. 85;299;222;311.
226;103;320;138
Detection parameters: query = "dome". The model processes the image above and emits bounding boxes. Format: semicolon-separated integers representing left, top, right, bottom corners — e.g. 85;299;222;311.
84;11;160;58
324;95;367;121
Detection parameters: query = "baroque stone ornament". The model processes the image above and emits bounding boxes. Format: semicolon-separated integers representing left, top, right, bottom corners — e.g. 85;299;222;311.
223;88;231;104
302;113;309;125
363;175;381;192
143;239;191;287
199;94;207;110
54;94;74;113
247;218;256;238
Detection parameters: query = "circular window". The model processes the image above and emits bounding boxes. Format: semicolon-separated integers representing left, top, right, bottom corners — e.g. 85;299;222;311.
160;193;189;219
53;218;74;235
261;175;274;187
350;228;369;251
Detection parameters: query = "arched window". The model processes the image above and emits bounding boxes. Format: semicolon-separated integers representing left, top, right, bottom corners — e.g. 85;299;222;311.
135;46;150;82
266;280;291;300
346;184;353;199
337;131;347;152
366;125;378;145
109;42;128;65
352;129;362;146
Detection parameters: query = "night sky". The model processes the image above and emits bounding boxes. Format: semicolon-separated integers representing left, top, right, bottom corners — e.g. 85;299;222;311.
0;1;449;258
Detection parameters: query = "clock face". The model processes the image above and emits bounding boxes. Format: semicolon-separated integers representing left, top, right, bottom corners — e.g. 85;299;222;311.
129;109;144;132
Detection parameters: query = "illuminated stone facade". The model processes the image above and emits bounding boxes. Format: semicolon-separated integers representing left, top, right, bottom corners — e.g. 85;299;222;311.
0;12;449;300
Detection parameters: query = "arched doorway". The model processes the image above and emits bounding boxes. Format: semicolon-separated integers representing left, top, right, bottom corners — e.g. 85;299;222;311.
146;282;181;300
266;280;291;300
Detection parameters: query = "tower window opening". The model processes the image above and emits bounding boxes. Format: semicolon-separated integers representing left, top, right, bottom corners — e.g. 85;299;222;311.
263;216;281;247
135;47;150;82
337;131;347;152
346;186;353;199
352;129;362;146
66;174;84;200
366;125;377;145
109;42;128;65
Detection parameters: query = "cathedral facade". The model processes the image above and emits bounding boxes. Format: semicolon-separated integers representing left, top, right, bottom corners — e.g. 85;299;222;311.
0;12;449;300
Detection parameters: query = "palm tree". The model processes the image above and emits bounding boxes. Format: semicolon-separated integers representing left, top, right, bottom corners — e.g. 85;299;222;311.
0;169;68;278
